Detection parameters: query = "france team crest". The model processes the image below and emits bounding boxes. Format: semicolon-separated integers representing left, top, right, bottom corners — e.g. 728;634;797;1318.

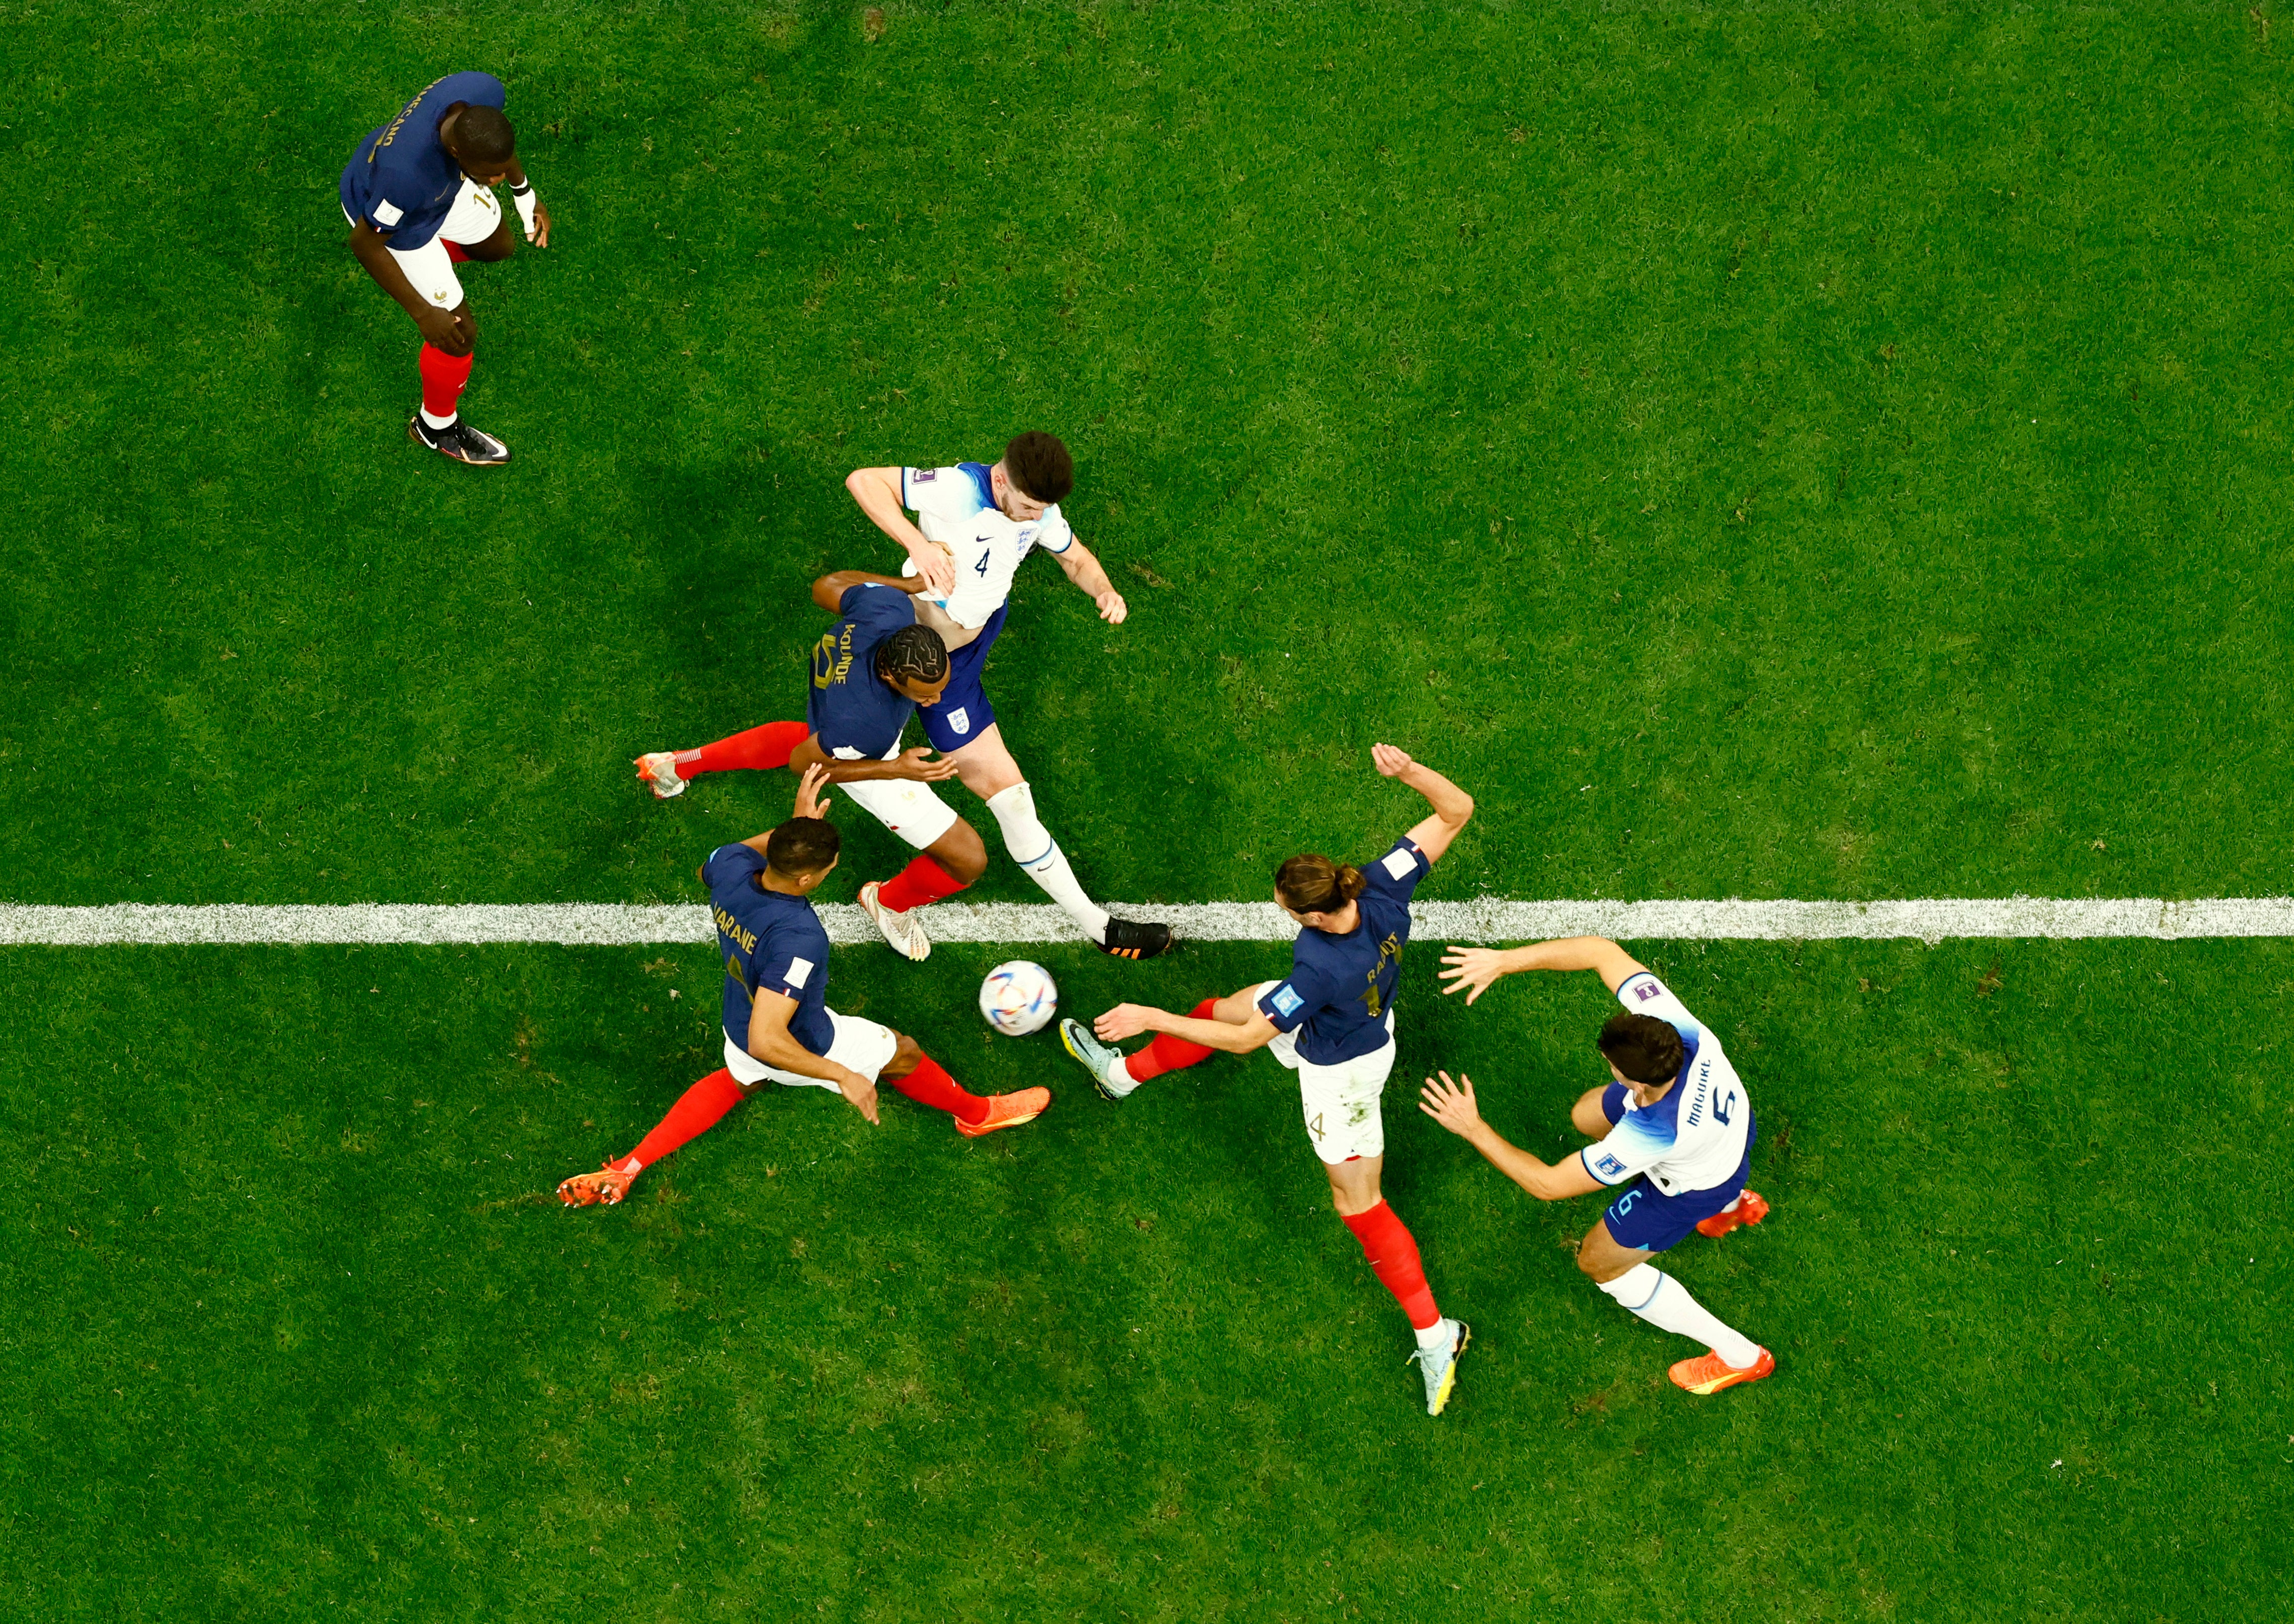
947;706;971;736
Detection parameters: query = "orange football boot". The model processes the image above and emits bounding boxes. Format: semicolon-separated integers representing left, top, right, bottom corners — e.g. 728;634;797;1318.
557;1160;636;1207
1697;1188;1771;1239
955;1087;1052;1137
1669;1346;1776;1395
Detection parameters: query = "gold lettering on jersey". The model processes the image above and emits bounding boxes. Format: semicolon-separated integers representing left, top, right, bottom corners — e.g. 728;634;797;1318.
712;908;757;954
1358;931;1403;1021
811;625;855;689
373;74;450;152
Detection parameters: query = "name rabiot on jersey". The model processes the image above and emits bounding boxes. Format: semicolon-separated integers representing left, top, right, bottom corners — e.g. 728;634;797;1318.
1582;971;1753;1196
899;462;1074;630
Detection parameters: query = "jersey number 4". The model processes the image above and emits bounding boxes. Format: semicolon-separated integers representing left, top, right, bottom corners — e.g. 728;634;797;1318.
974;549;991;577
1307;1112;1324;1140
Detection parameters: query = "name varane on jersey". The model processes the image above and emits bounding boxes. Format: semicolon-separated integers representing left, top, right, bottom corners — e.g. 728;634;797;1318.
703;844;836;1057
899;463;1074;629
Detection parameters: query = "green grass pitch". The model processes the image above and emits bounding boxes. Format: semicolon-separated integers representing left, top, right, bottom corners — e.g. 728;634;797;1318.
4;3;2291;1618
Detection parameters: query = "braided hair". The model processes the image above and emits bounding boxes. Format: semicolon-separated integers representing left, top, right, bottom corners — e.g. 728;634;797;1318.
875;624;949;690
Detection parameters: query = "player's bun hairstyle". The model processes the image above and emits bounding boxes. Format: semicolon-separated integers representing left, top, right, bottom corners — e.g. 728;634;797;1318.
766;816;841;877
875;623;949;688
453;105;516;164
1598;1012;1686;1087
1274;854;1368;916
1004;431;1074;503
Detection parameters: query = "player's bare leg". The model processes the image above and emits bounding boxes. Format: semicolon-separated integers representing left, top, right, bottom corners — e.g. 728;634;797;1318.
409;300;509;466
1059;980;1257;1100
860;818;987;962
948;725;1170;959
1578;1218;1772;1393
1570;1085;1612;1139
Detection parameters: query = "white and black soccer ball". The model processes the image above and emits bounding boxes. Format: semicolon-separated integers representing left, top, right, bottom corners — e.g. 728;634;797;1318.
979;960;1058;1037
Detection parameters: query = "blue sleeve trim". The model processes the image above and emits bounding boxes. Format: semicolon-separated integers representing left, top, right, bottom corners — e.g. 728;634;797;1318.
958;461;996;511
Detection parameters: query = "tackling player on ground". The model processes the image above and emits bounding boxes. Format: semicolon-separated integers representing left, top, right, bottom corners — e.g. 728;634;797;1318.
1058;745;1476;1415
636;433;1171;962
339;70;552;466
1421;937;1774;1395
556;765;1049;1207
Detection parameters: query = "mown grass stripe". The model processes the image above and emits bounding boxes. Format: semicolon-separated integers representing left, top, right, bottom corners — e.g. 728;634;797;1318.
4;898;2293;946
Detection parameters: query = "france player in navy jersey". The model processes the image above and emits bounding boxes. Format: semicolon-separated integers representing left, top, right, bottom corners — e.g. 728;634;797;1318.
632;572;997;961
1422;937;1775;1395
1059;745;1479;1416
840;433;1172;962
556;767;1050;1207
339;71;553;465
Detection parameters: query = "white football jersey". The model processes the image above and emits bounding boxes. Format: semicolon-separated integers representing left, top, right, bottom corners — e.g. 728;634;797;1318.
1580;971;1752;1196
898;462;1073;629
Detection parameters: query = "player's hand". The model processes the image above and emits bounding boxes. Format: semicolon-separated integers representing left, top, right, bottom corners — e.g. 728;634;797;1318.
908;542;955;599
793;761;834;820
1094;589;1128;625
896;746;960;783
1371;742;1416;779
1438;946;1511;1004
414;305;465;351
1418;1070;1486;1138
1093;1002;1159;1042
834;1066;881;1125
529;198;552;248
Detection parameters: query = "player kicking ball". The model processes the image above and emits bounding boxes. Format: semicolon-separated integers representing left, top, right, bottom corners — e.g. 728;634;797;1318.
557;766;1049;1208
339;70;552;466
833;432;1171;961
1421;937;1774;1396
632;572;1000;958
1058;744;1476;1415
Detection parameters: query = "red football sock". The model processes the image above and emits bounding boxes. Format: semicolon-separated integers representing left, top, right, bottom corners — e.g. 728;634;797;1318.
885;1052;989;1125
1123;998;1223;1082
674;721;809;780
1341;1200;1441;1331
875;853;967;914
617;1068;745;1175
418;344;474;422
442;240;471;264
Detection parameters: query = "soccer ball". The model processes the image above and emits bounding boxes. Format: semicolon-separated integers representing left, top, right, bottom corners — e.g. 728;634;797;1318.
979;960;1058;1037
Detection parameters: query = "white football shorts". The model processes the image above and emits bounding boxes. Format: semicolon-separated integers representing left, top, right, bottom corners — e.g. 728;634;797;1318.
723;1009;899;1091
1252;981;1398;1164
341;176;501;311
834;735;961;850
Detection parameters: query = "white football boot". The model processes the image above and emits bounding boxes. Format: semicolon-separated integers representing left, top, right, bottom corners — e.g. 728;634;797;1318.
859;880;932;961
633;752;687;799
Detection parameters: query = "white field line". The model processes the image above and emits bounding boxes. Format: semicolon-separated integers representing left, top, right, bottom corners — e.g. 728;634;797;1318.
4;898;2294;947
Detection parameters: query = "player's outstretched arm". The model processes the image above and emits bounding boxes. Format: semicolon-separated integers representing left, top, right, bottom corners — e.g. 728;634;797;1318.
748;989;879;1125
1373;743;1474;865
1094;1001;1276;1054
787;733;958;785
1419;1071;1604;1201
1439;936;1649;1003
811;570;927;613
1049;536;1127;624
844;467;955;598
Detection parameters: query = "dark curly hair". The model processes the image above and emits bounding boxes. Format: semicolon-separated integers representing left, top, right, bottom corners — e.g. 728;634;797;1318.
1598;1012;1686;1086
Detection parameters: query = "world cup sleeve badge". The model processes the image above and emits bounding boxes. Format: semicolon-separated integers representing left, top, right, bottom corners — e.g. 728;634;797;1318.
947;707;971;736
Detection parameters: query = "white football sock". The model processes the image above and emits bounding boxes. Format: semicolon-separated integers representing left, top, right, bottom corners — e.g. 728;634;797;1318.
419;406;458;431
1413;1317;1453;1353
1100;1055;1139;1097
1597;1264;1761;1369
986;781;1111;942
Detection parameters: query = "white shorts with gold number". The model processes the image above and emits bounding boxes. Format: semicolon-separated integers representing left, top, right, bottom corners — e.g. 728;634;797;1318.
834;733;961;851
342;175;502;311
1252;981;1397;1164
722;1010;899;1092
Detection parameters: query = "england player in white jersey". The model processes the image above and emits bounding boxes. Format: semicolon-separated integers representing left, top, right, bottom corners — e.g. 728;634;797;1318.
1421;936;1776;1396
838;431;1172;961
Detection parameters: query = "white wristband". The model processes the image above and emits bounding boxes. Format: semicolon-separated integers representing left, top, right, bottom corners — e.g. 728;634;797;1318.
512;188;538;235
